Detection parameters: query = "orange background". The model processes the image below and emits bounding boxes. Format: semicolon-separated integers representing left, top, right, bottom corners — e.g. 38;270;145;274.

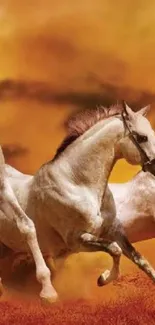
1;1;155;323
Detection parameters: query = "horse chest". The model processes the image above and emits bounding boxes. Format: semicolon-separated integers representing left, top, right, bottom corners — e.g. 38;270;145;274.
86;210;103;234
39;183;104;240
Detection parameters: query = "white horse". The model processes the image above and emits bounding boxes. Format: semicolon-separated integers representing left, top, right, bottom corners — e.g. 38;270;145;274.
0;103;155;301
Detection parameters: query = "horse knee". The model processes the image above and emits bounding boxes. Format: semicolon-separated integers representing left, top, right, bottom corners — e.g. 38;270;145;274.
109;242;122;256
17;218;36;240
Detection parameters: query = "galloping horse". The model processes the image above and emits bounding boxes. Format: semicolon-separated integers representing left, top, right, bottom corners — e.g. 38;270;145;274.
0;103;155;301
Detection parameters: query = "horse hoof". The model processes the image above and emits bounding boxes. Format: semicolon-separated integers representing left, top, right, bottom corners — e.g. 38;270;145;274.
97;275;105;287
41;294;59;305
97;270;111;286
40;288;59;304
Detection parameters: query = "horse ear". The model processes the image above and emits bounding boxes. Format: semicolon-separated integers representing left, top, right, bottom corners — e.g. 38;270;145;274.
122;101;135;118
137;105;150;116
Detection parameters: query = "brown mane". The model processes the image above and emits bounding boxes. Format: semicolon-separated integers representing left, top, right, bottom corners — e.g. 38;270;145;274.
53;104;123;160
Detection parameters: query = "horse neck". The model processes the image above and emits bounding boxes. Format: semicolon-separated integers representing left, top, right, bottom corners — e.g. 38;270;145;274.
56;117;125;196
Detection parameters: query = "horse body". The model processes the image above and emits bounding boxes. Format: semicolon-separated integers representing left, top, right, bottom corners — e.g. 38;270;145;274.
29;114;132;261
28;120;118;249
110;171;155;243
5;165;155;248
7;116;120;254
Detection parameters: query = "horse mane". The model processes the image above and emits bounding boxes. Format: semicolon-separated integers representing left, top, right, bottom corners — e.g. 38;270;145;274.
53;104;123;160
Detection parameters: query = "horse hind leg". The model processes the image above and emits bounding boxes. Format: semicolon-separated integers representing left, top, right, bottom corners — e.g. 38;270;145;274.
109;220;155;282
79;233;122;286
0;181;58;302
117;233;155;281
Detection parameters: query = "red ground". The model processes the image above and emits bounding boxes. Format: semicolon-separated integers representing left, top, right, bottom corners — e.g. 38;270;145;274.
0;248;155;325
0;273;155;325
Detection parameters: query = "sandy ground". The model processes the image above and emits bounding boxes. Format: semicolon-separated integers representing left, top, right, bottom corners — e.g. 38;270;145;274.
0;240;154;324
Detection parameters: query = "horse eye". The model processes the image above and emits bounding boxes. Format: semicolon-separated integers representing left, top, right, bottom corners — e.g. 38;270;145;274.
135;134;148;143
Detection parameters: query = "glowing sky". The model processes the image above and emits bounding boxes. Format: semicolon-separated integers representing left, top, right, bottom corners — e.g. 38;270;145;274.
0;1;155;181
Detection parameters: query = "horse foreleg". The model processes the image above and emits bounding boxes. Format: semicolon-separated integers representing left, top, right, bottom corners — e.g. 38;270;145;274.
80;233;122;286
0;182;58;302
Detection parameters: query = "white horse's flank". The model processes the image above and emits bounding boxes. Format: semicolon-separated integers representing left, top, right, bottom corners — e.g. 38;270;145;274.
1;103;155;301
109;171;155;243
